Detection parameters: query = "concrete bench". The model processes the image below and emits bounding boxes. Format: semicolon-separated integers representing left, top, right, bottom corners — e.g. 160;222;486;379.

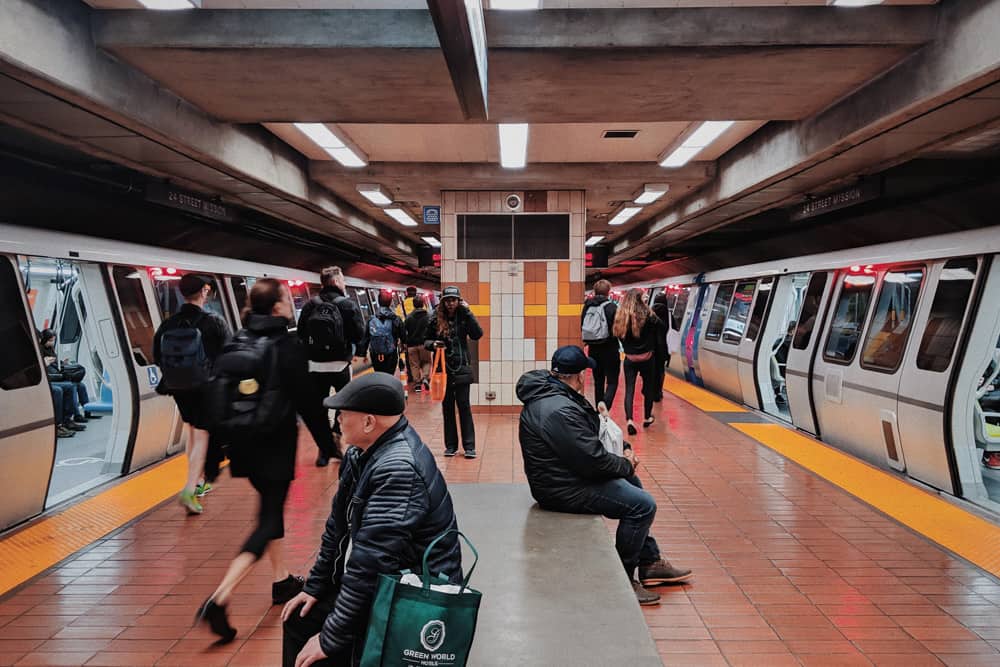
449;484;662;667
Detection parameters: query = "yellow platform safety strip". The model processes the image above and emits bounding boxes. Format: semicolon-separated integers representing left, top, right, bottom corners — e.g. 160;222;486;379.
662;375;1000;578
0;366;376;598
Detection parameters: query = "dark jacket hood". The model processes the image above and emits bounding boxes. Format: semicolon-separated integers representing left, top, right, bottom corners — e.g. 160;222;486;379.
517;369;575;405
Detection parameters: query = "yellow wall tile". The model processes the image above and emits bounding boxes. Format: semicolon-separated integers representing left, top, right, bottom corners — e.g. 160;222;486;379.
468;304;491;317
558;303;583;316
524;305;547;317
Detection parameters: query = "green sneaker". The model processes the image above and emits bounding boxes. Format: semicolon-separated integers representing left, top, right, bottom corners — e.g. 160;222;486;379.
195;482;213;498
178;490;203;515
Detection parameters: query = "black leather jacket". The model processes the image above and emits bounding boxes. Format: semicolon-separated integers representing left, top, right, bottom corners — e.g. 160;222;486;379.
516;370;634;508
302;417;462;660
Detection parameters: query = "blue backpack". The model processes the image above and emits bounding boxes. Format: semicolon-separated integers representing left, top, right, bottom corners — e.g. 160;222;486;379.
159;312;210;391
368;314;397;357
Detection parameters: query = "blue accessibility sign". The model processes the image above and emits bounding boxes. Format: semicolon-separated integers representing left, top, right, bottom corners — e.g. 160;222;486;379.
147;366;160;387
423;206;441;225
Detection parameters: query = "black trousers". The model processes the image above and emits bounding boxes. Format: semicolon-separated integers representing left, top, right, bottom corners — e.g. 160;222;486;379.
442;382;475;452
370;351;398;375
588;342;621;409
301;369;351;457
623;357;657;422
282;597;341;667
242;477;291;558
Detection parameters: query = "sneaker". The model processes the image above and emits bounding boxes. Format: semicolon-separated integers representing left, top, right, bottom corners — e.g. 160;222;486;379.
66;421;86;432
627;422;637;436
178;490;203;515
84;411;102;419
195;598;236;644
315;454;330;467
271;574;305;605
423;380;431;392
194;482;213;497
414;383;423;393
73;413;89;423
983;452;1000;470
639;559;692;586
632;580;661;606
444;448;458;457
643;417;655;428
464;449;477;459
56;425;76;438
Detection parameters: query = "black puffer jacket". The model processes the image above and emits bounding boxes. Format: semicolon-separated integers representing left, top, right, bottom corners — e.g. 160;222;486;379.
424;306;483;383
516;370;634;507
302;417;462;662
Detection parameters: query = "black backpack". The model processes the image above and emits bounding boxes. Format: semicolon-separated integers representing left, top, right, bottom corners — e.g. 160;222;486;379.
205;330;292;441
159;312;210;391
305;295;349;359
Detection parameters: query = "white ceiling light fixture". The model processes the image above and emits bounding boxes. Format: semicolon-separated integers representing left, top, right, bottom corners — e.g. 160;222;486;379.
498;123;529;169
356;183;392;207
293;122;367;168
422;236;442;248
585;235;605;246
138;0;198;8
634;184;669;205
385;207;418;227
608;206;643;226
829;0;884;6
490;0;542;9
659;120;734;168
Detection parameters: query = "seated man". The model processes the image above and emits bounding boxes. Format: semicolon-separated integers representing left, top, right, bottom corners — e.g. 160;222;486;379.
40;329;97;424
282;373;463;666
517;345;692;606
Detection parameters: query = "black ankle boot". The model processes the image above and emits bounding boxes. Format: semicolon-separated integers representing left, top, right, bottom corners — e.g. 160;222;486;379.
196;598;236;643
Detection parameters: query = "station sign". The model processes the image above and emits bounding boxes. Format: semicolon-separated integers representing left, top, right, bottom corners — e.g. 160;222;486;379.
146;182;236;223
790;180;881;222
423;206;441;225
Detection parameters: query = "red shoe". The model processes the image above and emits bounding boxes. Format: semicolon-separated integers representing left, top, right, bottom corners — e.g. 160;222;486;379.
983;452;1000;470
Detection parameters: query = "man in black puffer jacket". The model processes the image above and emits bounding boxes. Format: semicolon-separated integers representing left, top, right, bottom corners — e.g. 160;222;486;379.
517;346;691;607
282;373;462;667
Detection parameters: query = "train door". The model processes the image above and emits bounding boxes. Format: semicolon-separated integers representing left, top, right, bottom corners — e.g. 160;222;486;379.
681;283;710;385
949;256;1000;510
664;285;690;375
784;271;833;435
107;264;177;469
697;281;743;401
20;257;137;507
736;277;773;410
0;256;55;530
753;273;809;421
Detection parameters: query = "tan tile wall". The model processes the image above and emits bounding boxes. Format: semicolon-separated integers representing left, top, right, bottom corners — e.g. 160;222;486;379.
441;190;586;408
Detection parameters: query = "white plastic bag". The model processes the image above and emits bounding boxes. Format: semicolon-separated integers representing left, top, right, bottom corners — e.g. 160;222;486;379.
597;401;624;456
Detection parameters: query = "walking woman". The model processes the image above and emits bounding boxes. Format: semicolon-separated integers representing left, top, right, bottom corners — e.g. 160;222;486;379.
614;288;666;436
425;285;483;458
196;278;309;642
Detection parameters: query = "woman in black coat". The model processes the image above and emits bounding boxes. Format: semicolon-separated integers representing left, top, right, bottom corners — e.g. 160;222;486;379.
650;292;672;403
197;278;313;643
614;288;666;436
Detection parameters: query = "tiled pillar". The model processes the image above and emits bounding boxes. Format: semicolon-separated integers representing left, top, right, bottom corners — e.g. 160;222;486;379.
441;191;586;412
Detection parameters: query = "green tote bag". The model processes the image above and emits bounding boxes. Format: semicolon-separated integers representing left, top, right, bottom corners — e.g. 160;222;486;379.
360;530;482;667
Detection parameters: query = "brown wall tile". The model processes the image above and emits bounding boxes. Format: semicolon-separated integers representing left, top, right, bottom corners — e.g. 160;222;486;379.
569;282;584;304
467;262;479;285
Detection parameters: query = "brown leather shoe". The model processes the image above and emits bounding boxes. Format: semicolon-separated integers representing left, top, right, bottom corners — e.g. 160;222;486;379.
632;580;661;606
639;559;692;586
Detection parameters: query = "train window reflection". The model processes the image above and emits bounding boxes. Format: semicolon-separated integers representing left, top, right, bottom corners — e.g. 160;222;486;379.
723;280;756;345
112;266;156;367
917;258;978;373
0;259;42;390
230;276;253;315
861;269;924;373
705;282;735;342
823;273;875;365
152;269;227;322
670;287;690;332
793;273;828;350
745;278;772;342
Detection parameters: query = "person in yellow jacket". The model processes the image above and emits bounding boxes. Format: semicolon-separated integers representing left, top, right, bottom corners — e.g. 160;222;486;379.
395;285;418;319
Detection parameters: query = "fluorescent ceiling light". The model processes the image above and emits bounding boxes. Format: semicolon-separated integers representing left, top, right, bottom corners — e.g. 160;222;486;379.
490;0;541;8
830;0;883;6
585;235;604;246
356;183;392;206
634;184;669;205
609;206;642;226
138;0;197;9
659;120;734;168
422;236;442;248
499;123;529;169
385;208;418;227
294;122;367;167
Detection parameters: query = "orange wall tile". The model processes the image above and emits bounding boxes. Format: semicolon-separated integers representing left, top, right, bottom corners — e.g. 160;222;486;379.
558;261;570;282
478;282;490;306
558;281;570;304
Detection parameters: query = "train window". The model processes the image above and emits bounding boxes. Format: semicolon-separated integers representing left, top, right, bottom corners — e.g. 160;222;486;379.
823;273;876;365
792;273;828;350
58;293;83;345
745;278;773;341
152;269;227;321
917;258;979;372
111;266;156;367
705;282;736;341
0;259;42;390
861;269;925;373
722;280;756;345
230;276;252;314
670;287;690;332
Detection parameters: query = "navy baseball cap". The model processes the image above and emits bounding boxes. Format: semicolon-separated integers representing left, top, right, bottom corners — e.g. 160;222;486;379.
442;286;461;299
551;345;597;374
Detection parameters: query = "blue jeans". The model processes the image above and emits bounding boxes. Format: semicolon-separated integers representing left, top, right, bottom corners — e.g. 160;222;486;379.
555;474;661;578
50;382;81;423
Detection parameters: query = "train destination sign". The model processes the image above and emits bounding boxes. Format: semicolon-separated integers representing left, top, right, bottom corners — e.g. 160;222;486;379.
146;182;236;223
790;181;880;222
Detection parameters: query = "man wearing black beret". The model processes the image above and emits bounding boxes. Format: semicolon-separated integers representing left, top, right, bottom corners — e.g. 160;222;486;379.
281;372;463;666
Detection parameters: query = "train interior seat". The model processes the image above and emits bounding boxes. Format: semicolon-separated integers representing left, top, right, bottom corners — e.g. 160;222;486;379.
83;368;114;415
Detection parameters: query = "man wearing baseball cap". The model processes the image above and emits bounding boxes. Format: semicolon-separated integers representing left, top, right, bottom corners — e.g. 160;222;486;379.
282;373;462;667
516;345;691;606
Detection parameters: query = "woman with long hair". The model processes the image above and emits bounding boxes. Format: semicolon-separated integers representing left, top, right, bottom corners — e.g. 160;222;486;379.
424;285;483;458
196;278;310;642
614;288;665;436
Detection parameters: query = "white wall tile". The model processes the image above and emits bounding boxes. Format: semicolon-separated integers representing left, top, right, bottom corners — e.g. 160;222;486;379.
500;384;514;405
501;338;513;361
547;315;558;339
478;363;491;384
513;294;524;315
523;340;534;361
442;262;455;283
500;362;513;384
501;315;512;339
547;338;558;357
513;315;523;340
500;294;514;317
570;260;583;283
490;337;500;361
443;236;456;260
454;261;467;283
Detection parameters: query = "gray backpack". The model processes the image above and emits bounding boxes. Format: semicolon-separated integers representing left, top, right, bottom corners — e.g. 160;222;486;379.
581;301;612;343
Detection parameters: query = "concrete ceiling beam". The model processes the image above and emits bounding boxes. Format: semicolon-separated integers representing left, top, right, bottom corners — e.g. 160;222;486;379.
426;0;489;121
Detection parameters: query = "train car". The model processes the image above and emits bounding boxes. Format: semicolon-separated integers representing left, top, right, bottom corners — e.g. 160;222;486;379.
620;227;1000;515
0;224;407;532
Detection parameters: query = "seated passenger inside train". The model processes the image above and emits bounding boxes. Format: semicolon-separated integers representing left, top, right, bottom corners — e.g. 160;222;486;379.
976;336;1000;471
40;329;101;436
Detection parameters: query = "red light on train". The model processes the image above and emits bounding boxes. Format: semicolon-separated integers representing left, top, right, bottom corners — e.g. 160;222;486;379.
165;267;177;275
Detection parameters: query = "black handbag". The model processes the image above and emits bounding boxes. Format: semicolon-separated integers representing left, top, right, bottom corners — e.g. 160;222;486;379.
61;363;87;383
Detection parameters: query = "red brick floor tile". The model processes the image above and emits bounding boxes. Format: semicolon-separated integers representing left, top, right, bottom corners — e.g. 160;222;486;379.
725;654;802;667
936;655;1000;667
659;654;728;667
796;654;875;667
14;652;97;666
917;639;999;654
84;652;164;666
717;640;791;655
869;656;946;666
